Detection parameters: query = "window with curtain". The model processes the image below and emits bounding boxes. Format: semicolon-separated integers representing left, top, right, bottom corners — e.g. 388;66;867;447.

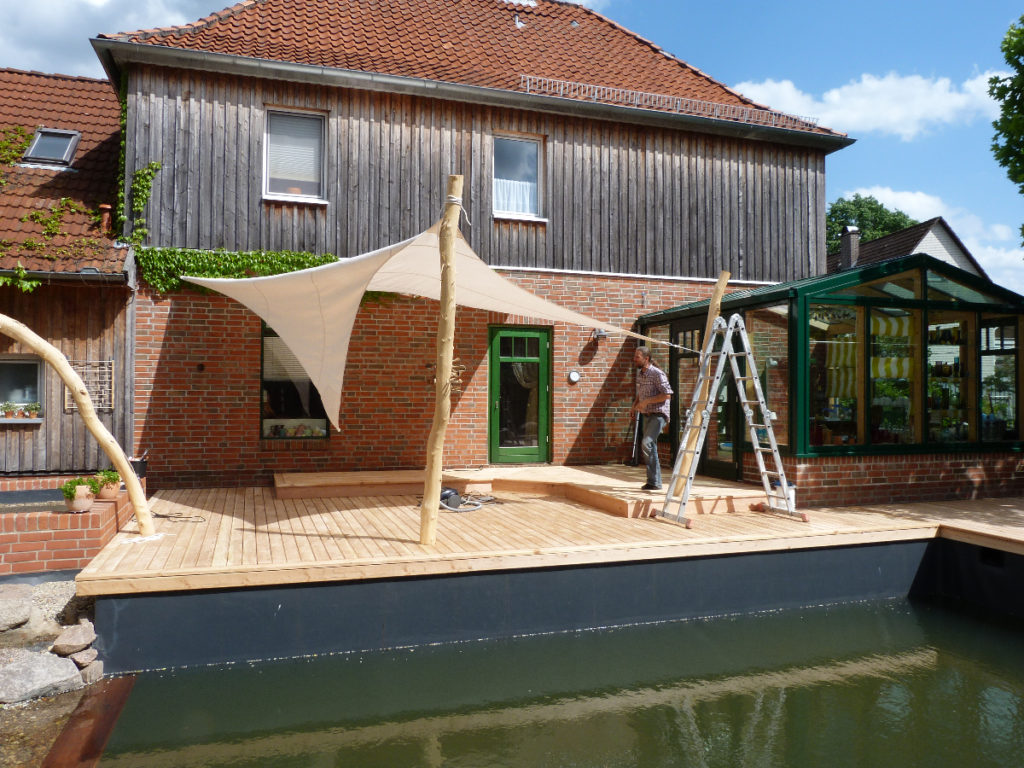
493;136;541;217
265;111;324;198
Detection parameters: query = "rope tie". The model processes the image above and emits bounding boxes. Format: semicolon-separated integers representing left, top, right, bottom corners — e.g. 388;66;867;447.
444;194;472;227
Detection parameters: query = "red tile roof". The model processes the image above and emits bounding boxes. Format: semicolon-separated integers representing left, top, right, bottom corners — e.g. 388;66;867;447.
97;0;840;138
0;69;124;276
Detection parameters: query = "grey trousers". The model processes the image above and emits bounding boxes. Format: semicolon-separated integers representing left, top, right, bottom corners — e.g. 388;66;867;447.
641;413;667;487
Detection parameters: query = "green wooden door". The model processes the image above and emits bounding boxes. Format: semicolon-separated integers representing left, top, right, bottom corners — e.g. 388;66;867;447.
489;327;551;463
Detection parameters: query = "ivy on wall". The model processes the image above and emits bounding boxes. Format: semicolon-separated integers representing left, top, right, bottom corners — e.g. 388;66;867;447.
135;247;339;293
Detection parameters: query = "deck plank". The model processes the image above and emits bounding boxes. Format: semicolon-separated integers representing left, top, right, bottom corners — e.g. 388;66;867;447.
76;467;1024;598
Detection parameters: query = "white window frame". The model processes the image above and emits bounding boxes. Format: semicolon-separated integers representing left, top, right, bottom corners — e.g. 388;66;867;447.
263;109;327;204
493;134;546;222
23;128;81;166
0;357;43;416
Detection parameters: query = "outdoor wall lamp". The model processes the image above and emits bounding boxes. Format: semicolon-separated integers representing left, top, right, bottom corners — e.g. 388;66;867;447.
591;328;608;341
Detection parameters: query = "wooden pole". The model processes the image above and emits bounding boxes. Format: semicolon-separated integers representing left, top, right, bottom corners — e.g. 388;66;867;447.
420;175;463;545
0;313;155;537
673;270;730;497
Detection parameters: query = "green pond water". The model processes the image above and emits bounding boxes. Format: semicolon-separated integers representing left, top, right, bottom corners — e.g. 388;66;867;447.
98;599;1024;767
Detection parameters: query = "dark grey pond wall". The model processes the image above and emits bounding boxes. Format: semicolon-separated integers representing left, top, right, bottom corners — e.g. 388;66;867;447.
95;540;948;673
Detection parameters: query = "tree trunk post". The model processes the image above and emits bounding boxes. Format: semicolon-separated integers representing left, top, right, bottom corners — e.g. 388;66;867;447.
0;313;155;537
420;175;463;545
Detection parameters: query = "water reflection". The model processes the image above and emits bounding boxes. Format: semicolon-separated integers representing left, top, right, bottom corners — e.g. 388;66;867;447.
100;600;1024;767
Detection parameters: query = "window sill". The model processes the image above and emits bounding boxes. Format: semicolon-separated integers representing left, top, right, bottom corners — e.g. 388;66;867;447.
263;195;329;206
493;212;548;224
1;417;42;425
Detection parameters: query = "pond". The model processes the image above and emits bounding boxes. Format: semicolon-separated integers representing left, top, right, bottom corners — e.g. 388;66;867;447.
97;598;1024;767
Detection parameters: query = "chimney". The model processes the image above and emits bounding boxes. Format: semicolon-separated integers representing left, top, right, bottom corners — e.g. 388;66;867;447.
98;204;112;233
839;226;860;270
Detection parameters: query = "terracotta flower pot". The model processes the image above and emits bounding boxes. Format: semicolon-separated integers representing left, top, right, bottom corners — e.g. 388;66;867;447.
97;482;120;500
65;485;95;513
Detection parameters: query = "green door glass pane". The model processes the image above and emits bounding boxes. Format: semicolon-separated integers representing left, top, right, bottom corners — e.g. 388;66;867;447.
489;328;550;463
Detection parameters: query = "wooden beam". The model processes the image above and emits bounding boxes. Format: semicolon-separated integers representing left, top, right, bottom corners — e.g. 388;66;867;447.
673;271;730;496
0;313;154;536
420;175;463;545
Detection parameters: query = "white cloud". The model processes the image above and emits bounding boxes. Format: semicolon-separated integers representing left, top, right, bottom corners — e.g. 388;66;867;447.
736;71;1006;140
846;185;1024;293
0;1;209;78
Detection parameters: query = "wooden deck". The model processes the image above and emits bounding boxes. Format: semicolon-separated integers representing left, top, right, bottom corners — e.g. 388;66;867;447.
75;466;1024;597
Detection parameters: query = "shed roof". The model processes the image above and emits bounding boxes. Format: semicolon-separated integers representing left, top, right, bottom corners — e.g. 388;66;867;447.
0;69;124;277
93;0;849;149
826;217;987;278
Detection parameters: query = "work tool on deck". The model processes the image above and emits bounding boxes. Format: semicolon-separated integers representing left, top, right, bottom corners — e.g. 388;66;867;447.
659;313;807;528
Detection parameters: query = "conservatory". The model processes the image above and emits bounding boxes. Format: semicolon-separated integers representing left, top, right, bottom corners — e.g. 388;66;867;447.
637;254;1024;507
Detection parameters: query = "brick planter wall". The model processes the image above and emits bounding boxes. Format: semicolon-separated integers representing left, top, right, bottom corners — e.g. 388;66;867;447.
741;451;1024;508
0;480;138;576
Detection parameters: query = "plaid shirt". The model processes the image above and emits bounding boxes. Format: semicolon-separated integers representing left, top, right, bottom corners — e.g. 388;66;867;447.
636;362;672;418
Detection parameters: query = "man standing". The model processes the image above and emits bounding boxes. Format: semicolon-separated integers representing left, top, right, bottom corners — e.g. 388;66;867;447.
631;346;672;491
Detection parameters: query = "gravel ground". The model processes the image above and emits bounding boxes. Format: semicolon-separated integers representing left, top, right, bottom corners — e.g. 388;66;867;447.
0;578;96;767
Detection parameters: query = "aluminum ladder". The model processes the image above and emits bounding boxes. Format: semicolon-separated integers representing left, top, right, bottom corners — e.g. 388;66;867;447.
658;313;807;527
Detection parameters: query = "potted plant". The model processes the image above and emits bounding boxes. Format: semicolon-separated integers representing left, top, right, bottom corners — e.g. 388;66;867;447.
95;469;122;499
0;401;15;418
61;477;101;513
25;402;40;418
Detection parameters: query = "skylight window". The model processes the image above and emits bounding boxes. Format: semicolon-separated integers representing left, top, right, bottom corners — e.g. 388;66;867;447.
23;128;81;166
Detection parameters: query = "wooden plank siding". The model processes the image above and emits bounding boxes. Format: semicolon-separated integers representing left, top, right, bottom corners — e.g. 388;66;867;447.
0;284;132;474
126;67;827;282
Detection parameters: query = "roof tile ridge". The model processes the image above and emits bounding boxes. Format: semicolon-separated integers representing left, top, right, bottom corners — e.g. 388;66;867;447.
533;0;842;136
0;67;108;85
98;0;264;41
535;0;753;102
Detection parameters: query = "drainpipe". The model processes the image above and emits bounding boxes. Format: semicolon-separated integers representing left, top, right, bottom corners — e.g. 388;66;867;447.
839;226;860;270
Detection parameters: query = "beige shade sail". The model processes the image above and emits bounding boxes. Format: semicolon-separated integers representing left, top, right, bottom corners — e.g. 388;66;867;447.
184;222;654;429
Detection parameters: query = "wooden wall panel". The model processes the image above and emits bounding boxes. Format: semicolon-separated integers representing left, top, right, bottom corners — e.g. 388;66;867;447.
126;68;828;283
0;285;130;474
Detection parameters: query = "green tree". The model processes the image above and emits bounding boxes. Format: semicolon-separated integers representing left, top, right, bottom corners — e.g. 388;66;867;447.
825;194;918;253
989;14;1024;245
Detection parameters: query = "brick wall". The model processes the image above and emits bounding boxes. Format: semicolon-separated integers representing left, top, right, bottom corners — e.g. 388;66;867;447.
132;273;713;490
0;482;136;575
741;451;1024;508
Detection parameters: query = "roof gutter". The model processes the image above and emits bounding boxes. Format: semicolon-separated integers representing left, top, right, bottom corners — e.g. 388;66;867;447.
91;39;855;155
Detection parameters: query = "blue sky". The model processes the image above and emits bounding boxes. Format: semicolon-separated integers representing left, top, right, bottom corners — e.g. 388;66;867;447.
2;0;1021;292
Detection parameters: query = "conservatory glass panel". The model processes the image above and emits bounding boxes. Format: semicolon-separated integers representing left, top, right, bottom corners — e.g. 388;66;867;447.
746;305;790;448
808;304;862;446
927;273;998;304
980;315;1017;441
926;311;974;443
869;308;919;445
829;271;921;300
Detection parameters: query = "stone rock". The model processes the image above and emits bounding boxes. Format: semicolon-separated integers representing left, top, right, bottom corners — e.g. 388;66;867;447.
69;647;98;668
0;650;82;704
79;660;104;685
0;584;33;632
51;619;96;656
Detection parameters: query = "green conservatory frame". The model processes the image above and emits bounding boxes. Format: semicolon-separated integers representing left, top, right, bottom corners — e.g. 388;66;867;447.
637;254;1024;462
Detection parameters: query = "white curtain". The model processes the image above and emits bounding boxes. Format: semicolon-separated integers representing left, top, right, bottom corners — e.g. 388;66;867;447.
494;178;537;215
